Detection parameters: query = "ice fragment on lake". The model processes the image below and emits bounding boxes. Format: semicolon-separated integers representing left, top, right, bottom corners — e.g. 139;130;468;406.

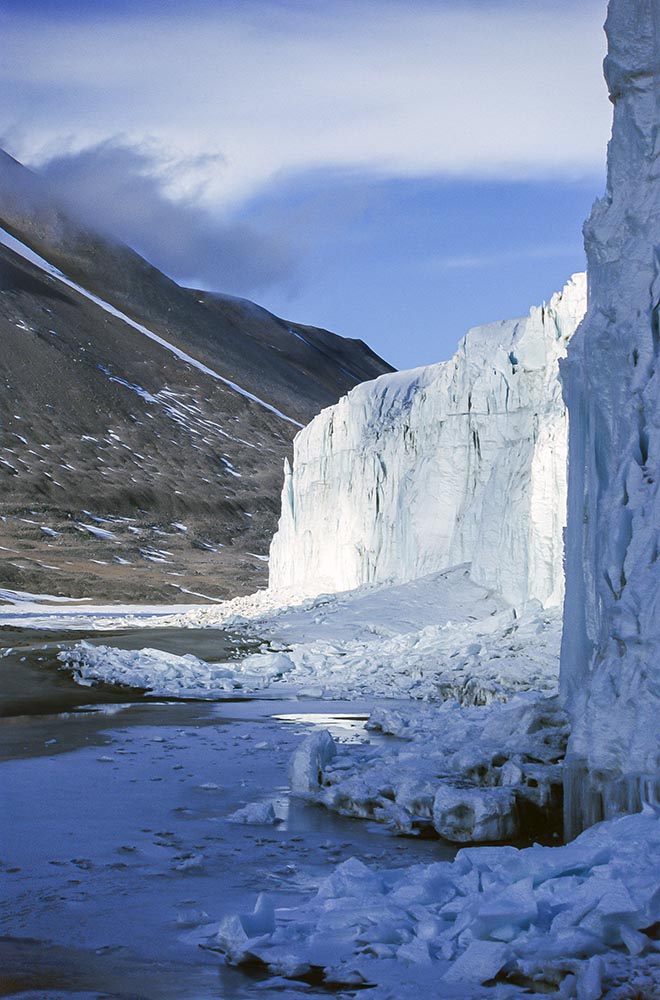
290;730;336;794
227;801;279;825
215;892;276;963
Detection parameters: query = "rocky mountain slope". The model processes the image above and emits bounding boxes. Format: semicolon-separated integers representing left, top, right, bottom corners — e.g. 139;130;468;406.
270;275;586;608
561;0;660;836
0;150;392;602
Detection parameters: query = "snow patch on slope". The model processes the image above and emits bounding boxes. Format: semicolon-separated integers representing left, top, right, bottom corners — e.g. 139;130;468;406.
270;275;586;608
0;227;302;427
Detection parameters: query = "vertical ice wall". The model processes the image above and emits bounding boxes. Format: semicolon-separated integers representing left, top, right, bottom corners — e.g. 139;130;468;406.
561;0;660;837
270;275;586;608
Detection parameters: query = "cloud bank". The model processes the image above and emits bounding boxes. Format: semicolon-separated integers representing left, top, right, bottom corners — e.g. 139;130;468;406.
1;1;610;207
38;141;296;294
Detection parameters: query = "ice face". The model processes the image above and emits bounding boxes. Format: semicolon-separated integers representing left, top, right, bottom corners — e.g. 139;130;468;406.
269;275;586;610
560;0;660;837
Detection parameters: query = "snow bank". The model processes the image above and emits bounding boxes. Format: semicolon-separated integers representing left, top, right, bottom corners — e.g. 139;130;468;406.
270;275;586;608
560;0;660;836
215;808;660;998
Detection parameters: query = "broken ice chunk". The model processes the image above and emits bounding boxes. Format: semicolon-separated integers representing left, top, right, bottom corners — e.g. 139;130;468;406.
443;939;510;983
433;786;517;842
290;730;336;794
227;801;279;825
215;893;276;963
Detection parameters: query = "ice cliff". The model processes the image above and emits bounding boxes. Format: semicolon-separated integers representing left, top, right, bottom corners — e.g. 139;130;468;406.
561;0;660;836
270;275;586;608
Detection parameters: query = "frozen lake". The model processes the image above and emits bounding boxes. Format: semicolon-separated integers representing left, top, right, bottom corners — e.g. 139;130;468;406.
1;628;457;999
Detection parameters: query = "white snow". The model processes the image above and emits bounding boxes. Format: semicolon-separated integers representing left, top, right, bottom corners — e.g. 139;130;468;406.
0;226;302;427
53;567;560;705
77;522;118;541
0;601;204;629
270;275;586;609
560;0;660;837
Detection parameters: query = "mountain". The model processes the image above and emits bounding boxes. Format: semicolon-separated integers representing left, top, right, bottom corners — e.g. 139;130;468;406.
0;150;393;602
560;0;660;836
269;274;586;609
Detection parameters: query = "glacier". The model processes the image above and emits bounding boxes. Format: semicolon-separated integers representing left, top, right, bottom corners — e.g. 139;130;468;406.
560;0;660;837
270;274;586;609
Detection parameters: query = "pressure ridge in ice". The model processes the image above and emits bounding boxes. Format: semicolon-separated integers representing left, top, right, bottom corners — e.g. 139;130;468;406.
270;274;586;609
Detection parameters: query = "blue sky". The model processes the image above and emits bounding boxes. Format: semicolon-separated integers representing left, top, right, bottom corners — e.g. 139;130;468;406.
0;0;610;367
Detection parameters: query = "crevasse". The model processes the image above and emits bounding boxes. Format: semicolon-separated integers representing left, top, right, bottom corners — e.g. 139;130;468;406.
560;0;660;837
269;275;586;609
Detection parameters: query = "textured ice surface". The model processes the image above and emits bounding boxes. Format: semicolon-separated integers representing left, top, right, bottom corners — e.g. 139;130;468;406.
270;275;586;608
289;693;567;843
215;808;660;998
560;0;660;835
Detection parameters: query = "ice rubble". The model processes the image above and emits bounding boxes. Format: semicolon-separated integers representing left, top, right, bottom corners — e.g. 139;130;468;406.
58;570;563;845
270;274;586;608
290;694;568;844
57;568;560;705
57;641;293;696
215;808;660;999
560;0;660;836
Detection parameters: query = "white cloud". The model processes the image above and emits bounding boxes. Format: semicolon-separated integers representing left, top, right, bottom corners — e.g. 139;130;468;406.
0;1;610;208
431;243;586;272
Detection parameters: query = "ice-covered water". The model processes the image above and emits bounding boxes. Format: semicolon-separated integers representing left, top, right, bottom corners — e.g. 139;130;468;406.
0;630;456;1000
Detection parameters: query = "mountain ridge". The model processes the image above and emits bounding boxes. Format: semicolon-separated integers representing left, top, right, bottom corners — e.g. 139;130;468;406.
0;149;393;602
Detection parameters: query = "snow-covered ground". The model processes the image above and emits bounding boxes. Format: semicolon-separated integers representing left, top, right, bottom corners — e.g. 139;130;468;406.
54;567;560;704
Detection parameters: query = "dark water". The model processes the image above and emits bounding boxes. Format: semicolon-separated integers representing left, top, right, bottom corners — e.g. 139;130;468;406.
0;626;260;718
0;627;459;1000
